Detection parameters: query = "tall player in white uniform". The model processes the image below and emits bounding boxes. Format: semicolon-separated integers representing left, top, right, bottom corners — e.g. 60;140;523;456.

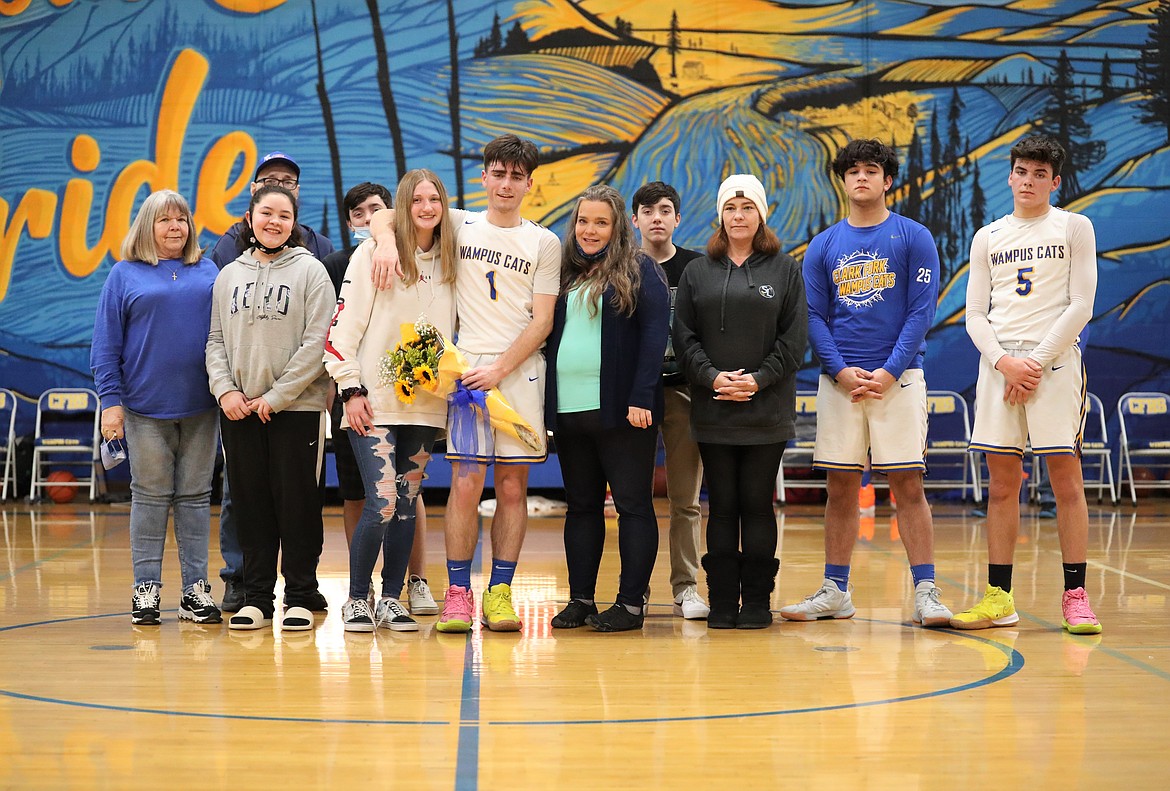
370;135;561;633
953;134;1102;635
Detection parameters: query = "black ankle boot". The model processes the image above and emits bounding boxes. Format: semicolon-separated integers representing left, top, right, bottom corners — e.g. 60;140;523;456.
701;552;742;629
737;556;779;629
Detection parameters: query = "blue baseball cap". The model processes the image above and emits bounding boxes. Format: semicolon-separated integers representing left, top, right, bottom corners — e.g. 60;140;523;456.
254;151;300;180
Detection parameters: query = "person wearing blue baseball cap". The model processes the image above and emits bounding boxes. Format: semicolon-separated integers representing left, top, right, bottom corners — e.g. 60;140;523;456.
206;151;336;614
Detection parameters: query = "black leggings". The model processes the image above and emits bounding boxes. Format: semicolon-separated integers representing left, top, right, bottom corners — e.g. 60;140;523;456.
555;409;659;608
698;442;785;558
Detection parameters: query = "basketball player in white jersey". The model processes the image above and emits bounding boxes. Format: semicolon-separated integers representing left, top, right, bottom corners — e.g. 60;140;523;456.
369;135;561;633
952;134;1101;635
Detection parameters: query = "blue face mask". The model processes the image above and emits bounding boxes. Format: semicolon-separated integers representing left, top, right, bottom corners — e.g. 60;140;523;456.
352;226;372;242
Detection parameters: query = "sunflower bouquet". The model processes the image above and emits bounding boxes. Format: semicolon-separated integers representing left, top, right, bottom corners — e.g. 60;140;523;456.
378;319;443;404
375;320;543;452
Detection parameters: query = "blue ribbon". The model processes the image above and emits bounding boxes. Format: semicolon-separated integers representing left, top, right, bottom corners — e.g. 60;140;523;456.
448;381;493;471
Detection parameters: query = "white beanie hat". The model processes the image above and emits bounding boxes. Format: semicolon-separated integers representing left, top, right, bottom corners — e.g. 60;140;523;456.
716;174;768;223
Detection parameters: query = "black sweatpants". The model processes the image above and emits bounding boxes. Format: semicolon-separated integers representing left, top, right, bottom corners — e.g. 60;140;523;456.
221;410;324;616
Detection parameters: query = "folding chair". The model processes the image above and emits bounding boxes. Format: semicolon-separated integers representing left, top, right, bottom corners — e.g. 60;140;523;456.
1080;392;1117;504
0;388;17;501
1117;391;1170;505
29;388;102;503
776;391;824;505
923;390;982;502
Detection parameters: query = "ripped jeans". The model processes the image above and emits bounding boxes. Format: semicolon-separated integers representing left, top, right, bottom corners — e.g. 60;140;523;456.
348;424;438;600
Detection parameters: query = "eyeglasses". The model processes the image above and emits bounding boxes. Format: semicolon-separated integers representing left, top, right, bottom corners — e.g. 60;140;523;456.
257;177;299;189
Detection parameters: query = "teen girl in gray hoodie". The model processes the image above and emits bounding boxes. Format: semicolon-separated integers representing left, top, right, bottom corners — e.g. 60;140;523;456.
206;185;335;632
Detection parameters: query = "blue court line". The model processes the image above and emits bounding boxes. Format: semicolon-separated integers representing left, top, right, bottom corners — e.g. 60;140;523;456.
487;622;1025;726
0;611;453;725
0;613;1024;729
453;511;486;791
850;523;1170;682
454;631;480;791
0;688;449;726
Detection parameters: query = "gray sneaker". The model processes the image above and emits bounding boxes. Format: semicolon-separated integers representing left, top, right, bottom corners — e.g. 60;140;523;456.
407;575;439;615
779;579;856;621
912;581;953;628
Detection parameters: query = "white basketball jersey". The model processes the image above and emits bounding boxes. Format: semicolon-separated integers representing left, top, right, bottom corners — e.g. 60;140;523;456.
977;207;1086;345
452;211;561;354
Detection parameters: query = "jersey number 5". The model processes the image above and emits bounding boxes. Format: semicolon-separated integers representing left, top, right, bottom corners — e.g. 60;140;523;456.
485;271;498;301
1016;267;1033;296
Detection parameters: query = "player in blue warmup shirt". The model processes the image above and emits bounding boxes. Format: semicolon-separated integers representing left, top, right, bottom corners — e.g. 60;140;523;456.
780;139;953;628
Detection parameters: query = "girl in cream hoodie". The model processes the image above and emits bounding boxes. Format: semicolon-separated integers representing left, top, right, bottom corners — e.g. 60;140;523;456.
324;169;458;633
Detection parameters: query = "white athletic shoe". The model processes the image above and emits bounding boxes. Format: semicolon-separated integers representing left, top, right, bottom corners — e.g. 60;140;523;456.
673;585;711;620
407;575;439;615
912;581;953;628
779;579;856;621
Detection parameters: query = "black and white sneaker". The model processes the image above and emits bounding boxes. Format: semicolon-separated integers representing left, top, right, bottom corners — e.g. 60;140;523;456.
131;582;161;625
374;597;418;632
179;580;223;624
343;597;376;633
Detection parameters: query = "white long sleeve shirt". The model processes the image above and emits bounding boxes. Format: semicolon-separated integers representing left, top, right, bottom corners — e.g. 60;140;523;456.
965;207;1097;367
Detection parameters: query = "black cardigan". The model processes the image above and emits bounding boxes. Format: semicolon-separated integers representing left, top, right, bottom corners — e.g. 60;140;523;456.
545;254;670;432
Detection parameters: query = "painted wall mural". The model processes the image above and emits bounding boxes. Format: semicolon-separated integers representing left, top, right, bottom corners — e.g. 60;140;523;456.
1;0;1167;433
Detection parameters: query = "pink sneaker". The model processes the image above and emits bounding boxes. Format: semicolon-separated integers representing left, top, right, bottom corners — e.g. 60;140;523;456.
436;585;474;633
1061;587;1102;635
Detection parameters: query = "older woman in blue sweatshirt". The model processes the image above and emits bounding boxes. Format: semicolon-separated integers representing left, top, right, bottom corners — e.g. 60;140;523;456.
545;184;670;633
90;189;222;626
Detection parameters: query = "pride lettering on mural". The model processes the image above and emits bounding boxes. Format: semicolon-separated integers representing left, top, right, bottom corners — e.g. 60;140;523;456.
0;48;255;301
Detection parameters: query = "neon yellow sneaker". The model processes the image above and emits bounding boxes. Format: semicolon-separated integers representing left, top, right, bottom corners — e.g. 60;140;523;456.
481;583;522;632
949;584;1020;630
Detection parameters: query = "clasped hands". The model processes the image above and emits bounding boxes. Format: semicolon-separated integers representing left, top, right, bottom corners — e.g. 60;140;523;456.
219;391;274;422
713;369;759;401
995;355;1043;406
835;367;895;402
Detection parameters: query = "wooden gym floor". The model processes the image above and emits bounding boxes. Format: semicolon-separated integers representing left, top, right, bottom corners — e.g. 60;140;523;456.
1;496;1168;790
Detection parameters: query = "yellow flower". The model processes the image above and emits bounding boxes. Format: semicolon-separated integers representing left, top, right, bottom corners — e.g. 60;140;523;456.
414;365;436;389
394;380;415;404
401;325;421;345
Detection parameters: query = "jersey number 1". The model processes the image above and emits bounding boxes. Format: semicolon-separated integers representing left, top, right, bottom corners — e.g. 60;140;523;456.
485;271;498;301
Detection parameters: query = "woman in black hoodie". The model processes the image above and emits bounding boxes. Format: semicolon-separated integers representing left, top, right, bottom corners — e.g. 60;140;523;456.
672;174;807;629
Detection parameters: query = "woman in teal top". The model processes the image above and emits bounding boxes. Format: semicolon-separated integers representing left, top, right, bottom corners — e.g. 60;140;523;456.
544;184;670;632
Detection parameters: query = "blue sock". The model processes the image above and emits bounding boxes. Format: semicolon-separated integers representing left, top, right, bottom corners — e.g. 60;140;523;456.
825;564;850;591
910;564;935;587
488;559;517;588
447;559;472;590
